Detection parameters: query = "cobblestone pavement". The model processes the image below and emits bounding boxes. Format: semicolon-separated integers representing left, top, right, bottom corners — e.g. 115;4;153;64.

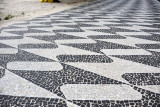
0;0;160;106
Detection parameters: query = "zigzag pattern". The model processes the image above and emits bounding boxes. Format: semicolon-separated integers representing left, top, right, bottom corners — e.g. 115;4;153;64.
0;0;160;106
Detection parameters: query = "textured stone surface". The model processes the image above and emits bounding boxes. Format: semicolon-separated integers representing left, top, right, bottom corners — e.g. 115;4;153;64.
0;0;160;106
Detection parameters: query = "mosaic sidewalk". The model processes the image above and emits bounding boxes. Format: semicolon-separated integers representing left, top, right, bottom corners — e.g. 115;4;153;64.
0;0;160;106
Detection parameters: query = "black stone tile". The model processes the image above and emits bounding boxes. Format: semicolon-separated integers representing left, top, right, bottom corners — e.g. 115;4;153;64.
122;73;160;85
88;35;126;39
57;55;113;63
7;29;50;36
0;43;14;48
130;34;160;42
136;44;160;49
0;50;54;68
0;95;67;107
18;43;58;49
112;54;160;67
90;27;139;34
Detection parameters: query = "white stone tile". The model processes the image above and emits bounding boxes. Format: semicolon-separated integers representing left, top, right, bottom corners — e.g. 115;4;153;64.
0;70;61;98
84;22;120;26
60;84;142;100
98;37;159;47
71;18;92;21
66;57;160;83
117;32;151;36
2;28;28;32
55;39;97;44
51;22;77;26
101;49;151;55
23;45;101;61
29;19;51;24
130;18;155;22
7;62;63;71
81;26;110;30
0;48;18;54
126;22;152;26
24;33;56;36
115;25;159;31
0;32;21;37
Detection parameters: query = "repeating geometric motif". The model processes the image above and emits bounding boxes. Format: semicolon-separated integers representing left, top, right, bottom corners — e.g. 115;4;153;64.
0;0;160;106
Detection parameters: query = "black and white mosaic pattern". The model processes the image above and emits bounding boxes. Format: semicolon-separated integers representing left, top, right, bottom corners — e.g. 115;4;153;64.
0;0;160;106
